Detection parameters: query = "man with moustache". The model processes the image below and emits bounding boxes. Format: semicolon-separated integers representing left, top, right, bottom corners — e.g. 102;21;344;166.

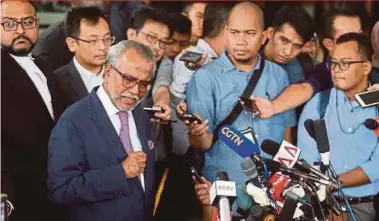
1;1;68;220
48;40;157;221
185;2;296;219
297;33;378;221
54;6;114;104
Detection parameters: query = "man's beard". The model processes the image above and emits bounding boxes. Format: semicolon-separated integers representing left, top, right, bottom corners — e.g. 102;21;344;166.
1;35;35;56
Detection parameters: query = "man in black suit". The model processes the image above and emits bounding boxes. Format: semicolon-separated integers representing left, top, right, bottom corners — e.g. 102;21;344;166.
54;6;113;104
32;2;109;70
1;1;69;220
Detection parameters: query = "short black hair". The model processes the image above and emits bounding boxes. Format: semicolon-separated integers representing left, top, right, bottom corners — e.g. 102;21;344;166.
168;12;191;36
202;3;228;38
336;33;373;62
129;5;173;38
317;8;361;41
271;5;315;43
66;6;107;38
182;2;203;14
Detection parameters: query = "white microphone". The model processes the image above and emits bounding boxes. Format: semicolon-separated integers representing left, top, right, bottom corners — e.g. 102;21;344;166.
209;171;236;221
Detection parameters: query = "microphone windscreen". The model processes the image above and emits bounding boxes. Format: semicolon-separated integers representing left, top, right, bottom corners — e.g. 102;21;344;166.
364;119;379;130
265;159;281;174
313;119;330;153
304;119;315;139
261;139;280;156
216;171;229;181
241;158;258;180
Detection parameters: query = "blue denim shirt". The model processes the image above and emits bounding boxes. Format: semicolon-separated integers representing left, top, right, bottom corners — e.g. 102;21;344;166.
281;57;305;84
297;88;379;197
186;52;297;210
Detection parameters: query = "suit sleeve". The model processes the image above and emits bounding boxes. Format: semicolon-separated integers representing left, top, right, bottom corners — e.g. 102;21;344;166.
47;118;130;205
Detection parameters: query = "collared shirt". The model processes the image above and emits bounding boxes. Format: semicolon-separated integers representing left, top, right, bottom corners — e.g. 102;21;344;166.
73;57;104;93
96;85;145;190
297;88;379;197
10;53;54;119
186;51;296;210
152;56;173;97
171;38;218;99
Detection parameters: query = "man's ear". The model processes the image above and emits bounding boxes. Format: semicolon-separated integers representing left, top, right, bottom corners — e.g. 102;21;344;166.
65;37;77;53
127;28;137;40
266;27;274;40
363;61;372;76
322;38;334;52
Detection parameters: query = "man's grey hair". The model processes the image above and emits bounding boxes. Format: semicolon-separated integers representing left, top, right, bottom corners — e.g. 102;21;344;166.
107;40;157;74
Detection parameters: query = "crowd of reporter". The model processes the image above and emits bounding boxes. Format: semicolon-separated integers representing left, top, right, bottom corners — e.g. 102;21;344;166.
1;0;379;221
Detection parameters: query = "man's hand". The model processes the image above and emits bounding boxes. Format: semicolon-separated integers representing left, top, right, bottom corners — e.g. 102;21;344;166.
187;118;209;137
252;97;275;119
180;49;208;71
151;103;172;124
176;100;187;119
367;83;379;91
122;151;147;179
194;176;212;206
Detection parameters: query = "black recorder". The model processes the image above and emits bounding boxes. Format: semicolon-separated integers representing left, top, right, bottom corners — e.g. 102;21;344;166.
239;96;260;114
143;106;163;115
179;51;203;63
190;166;202;183
182;113;202;124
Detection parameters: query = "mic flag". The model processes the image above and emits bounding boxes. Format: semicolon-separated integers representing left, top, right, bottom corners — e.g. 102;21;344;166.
273;141;301;168
218;125;260;158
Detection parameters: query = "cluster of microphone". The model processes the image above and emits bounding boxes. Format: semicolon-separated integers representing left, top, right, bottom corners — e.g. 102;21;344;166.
208;115;379;221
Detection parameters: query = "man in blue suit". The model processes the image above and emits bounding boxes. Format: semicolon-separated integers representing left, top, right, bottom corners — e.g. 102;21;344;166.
48;40;157;221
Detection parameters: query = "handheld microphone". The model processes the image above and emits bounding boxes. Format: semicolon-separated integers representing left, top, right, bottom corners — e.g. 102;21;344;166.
313;119;330;169
241;158;261;187
364;118;379;137
218;125;260;158
261;140;331;182
209;171;236;221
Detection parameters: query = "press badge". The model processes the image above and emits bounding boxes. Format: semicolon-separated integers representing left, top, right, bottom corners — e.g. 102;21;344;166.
240;127;258;144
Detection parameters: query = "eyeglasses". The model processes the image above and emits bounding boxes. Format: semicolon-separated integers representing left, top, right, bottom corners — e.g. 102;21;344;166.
330;60;367;71
110;65;152;92
70;36;115;46
137;31;170;50
1;17;37;31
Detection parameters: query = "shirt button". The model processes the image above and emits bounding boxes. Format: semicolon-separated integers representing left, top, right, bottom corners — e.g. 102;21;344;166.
348;128;352;132
255;134;259;138
344;166;348;169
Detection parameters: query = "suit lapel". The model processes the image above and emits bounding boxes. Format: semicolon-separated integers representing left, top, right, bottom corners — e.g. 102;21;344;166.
88;89;145;192
67;60;89;100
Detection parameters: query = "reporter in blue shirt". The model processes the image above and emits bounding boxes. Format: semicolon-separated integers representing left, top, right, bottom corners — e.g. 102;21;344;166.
186;2;296;217
297;33;379;221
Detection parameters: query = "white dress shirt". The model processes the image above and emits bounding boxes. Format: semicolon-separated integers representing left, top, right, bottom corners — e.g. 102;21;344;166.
171;39;218;99
10;54;54;119
96;85;145;190
73;57;104;93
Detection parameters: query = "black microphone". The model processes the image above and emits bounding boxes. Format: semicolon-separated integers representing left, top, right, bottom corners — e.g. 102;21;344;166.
261;140;332;182
304;119;315;139
313;119;330;169
364;118;379;137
